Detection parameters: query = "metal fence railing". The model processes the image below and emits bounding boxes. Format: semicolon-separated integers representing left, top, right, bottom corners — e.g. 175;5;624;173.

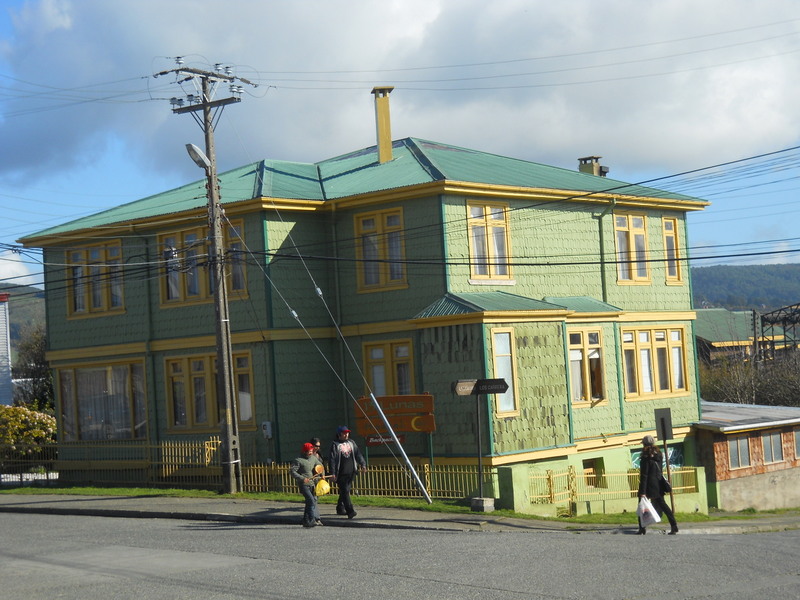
530;466;698;510
0;440;496;500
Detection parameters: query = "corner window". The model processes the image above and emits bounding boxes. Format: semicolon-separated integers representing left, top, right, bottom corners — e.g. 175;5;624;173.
762;431;784;463
615;213;649;282
491;328;517;415
67;242;124;316
355;209;406;291
662;218;682;282
159;220;246;304
569;329;604;404
622;327;687;398
364;340;413;396
468;202;511;280
728;435;750;469
166;352;254;432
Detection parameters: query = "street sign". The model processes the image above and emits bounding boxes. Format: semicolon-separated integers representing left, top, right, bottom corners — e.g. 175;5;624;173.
474;378;509;394
356;413;436;435
453;379;478;396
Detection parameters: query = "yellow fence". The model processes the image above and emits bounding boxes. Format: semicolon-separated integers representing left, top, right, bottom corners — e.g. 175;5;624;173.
1;440;495;500
530;465;698;508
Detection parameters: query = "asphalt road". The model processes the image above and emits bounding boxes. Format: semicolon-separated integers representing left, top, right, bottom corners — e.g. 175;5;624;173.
3;512;800;600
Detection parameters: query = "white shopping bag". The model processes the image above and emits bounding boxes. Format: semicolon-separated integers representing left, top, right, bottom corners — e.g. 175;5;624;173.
637;496;661;527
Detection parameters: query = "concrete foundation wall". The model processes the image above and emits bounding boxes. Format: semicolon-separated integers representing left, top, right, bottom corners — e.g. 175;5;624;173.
718;468;800;511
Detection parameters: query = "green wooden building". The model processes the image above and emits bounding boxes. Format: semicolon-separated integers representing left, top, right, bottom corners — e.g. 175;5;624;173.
19;89;709;484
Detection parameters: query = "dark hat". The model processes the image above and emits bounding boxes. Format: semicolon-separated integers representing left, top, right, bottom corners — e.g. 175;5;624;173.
302;442;315;453
337;425;351;434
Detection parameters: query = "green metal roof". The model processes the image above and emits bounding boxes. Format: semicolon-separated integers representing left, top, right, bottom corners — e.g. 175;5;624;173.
543;296;622;313
694;308;755;344
20;137;705;243
414;292;566;319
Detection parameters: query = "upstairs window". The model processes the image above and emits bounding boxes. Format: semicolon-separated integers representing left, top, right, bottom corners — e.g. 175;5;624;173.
615;213;649;282
159;220;246;304
355;209;406;291
662;218;682;282
68;242;124;316
569;329;604;404
622;327;687;398
468;202;511;280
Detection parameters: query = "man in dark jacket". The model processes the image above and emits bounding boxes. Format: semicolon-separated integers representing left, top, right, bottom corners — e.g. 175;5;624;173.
328;426;366;518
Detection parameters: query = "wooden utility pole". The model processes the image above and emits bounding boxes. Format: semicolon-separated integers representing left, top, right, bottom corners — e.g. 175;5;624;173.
156;63;254;493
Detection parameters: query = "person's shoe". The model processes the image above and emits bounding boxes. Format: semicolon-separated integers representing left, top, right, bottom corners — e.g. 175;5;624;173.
315;519;324;526
336;507;347;515
636;528;646;535
668;528;679;535
347;511;357;519
302;522;316;528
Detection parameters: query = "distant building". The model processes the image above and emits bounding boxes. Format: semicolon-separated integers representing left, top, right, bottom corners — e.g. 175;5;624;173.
695;401;800;510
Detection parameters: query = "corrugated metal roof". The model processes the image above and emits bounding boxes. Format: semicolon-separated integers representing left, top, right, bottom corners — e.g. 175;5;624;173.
414;291;565;319
19;137;706;243
543;296;622;313
694;308;755;344
696;400;800;432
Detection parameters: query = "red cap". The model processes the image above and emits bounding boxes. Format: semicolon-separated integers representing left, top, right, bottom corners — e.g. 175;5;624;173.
302;442;315;453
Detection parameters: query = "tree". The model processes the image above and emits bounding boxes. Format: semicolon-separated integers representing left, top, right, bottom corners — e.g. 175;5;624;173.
12;324;53;413
699;353;800;407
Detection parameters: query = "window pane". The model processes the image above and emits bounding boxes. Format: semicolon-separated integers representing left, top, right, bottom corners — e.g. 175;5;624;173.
570;352;585;402
494;332;516;412
192;376;207;424
671;346;685;389
588;349;603;400
656;347;670;391
395;362;411;395
471;225;488;276
237;373;253;421
639;348;653;393
362;234;379;285
371;365;386;396
634;233;647;277
491;226;508;276
387;231;403;281
616;230;631;280
624;349;637;393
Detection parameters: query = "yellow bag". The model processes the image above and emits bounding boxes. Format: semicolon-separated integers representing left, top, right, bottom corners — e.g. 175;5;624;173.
315;477;331;496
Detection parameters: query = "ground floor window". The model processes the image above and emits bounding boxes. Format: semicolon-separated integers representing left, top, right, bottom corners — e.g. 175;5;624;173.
58;362;146;441
762;431;784;464
728;434;751;469
166;352;254;432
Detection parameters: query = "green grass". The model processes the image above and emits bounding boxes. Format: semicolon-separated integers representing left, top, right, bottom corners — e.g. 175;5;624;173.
4;484;795;524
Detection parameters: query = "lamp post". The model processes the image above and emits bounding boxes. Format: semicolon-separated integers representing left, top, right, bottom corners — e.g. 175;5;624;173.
183;78;242;494
160;62;253;494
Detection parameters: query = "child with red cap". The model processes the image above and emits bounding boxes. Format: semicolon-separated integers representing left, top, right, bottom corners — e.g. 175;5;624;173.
290;442;324;527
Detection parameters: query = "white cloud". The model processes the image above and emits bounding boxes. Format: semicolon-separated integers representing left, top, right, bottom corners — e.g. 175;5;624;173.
0;251;39;287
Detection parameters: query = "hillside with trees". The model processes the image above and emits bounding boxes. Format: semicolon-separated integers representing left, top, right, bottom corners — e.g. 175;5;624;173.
691;264;800;311
0;284;45;356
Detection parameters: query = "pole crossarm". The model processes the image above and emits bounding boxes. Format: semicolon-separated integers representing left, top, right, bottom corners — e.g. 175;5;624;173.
172;97;241;114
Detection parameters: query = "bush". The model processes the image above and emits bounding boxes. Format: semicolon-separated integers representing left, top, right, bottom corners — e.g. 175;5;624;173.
0;405;56;447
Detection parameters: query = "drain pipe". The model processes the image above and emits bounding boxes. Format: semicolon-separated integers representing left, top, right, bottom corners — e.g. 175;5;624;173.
595;197;617;304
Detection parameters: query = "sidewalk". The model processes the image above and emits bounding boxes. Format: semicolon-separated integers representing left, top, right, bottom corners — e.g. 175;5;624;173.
1;493;799;535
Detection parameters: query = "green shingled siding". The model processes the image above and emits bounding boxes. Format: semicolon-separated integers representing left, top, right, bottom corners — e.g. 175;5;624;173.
333;196;447;325
489;322;571;455
570;322;624;440
264;211;335;329
441;196;692;311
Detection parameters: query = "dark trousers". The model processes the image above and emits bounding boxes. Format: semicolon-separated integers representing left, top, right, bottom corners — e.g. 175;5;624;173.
639;495;678;531
299;484;318;525
336;472;356;515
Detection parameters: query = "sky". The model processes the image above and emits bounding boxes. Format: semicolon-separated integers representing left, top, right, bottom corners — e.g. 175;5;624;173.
2;0;800;289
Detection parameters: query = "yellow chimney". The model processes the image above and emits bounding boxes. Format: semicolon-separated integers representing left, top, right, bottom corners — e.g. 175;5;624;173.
371;86;394;163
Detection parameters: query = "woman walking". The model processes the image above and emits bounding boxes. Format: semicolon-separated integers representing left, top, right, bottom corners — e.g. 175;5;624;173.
637;435;678;535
